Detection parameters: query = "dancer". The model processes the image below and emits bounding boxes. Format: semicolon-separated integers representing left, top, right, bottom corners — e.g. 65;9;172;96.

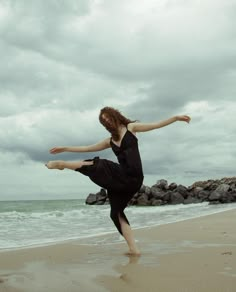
46;107;191;256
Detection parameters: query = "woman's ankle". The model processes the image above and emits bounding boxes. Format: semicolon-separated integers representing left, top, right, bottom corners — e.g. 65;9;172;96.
45;161;65;170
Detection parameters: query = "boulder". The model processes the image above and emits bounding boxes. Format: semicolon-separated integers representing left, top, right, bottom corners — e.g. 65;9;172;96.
156;179;168;190
151;199;163;206
95;200;106;205
208;191;222;201
133;192;140;199
144;186;151;196
176;184;189;199
85;176;236;206
150;186;165;199
209;184;230;201
232;191;236;199
169;192;184;205
215;183;230;194
220;192;235;203
184;196;201;204
128;198;137;206
191;187;204;197
162;191;171;202
136;193;150;206
139;184;146;193
230;183;236;191
96;188;107;202
168;182;177;191
198;190;210;201
85;193;97;205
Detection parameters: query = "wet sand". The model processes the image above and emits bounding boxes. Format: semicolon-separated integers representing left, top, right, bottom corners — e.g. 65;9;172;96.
0;208;235;292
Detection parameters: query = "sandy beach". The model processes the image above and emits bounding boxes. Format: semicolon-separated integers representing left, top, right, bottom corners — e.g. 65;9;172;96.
0;208;235;292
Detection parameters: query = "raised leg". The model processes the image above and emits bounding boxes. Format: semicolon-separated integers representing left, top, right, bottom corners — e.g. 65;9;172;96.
45;160;93;170
118;213;141;256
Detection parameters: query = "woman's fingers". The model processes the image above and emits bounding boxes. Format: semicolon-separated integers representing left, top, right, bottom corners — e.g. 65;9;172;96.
50;147;59;154
177;115;191;123
49;147;65;154
182;115;191;123
186;115;191;123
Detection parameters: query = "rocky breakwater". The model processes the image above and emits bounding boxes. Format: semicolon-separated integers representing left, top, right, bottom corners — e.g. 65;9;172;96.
85;177;236;206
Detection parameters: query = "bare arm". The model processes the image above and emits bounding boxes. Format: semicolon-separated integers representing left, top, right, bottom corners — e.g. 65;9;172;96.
128;115;191;133
50;137;111;154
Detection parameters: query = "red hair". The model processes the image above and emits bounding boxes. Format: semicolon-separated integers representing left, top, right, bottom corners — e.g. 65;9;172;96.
99;107;136;141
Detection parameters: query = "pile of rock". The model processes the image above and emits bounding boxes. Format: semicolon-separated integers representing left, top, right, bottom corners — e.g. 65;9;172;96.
85;177;236;206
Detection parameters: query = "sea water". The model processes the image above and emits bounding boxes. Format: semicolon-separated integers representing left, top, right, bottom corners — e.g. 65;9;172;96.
0;199;236;250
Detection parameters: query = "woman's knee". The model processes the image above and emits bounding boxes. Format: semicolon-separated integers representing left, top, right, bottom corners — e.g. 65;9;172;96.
110;210;116;222
110;210;121;222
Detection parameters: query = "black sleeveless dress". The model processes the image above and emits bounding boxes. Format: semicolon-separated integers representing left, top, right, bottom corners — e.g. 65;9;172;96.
75;128;144;235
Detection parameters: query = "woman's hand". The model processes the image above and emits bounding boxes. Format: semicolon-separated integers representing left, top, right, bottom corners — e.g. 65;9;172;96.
176;115;191;123
49;147;66;154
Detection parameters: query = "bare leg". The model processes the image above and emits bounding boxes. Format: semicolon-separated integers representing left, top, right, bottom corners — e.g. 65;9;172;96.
118;213;141;256
45;160;94;170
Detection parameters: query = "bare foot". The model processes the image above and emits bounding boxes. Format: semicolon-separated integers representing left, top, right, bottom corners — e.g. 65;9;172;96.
45;161;64;170
124;249;141;257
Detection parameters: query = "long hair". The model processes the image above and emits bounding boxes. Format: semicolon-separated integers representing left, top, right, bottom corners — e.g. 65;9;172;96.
99;107;136;141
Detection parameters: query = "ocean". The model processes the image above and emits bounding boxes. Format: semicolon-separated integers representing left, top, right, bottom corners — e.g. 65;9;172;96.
0;199;236;251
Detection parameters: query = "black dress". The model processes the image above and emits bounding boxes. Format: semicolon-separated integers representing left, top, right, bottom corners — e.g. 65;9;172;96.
75;128;144;235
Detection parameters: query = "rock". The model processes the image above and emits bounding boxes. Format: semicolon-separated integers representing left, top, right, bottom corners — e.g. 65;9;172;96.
96;188;107;199
203;181;216;191
176;184;189;199
128;198;137;206
104;198;110;205
209;200;221;205
230;183;236;191
85;176;236;206
156;179;168;190
151;199;163;206
136;192;141;197
85;193;97;205
209;191;222;201
139;185;146;193
144;186;151;196
95;200;106;205
169;192;184;205
163;191;171;202
215;183;230;194
232;191;236;199
198;190;210;201
209;184;230;201
184;196;201;204
168;182;177;191
133;192;140;199
192;187;204;197
150;186;165;199
136;193;150;206
220;192;235;203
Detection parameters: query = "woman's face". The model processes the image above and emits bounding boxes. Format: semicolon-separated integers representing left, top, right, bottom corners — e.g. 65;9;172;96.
100;113;117;131
101;114;111;126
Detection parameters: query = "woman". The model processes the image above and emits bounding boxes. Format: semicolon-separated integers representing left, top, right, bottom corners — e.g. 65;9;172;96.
46;107;191;256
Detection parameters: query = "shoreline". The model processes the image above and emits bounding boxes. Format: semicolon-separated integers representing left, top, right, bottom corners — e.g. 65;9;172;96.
0;209;236;291
1;202;236;253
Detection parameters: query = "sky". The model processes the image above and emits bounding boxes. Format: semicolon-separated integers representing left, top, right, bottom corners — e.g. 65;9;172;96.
0;0;235;200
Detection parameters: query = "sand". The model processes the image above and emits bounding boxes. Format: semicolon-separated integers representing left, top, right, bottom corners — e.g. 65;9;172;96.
0;208;235;292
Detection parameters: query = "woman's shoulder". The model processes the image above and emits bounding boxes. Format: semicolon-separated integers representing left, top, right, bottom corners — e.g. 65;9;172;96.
127;122;138;134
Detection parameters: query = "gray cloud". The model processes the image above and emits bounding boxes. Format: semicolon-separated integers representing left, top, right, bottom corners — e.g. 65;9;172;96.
0;0;236;199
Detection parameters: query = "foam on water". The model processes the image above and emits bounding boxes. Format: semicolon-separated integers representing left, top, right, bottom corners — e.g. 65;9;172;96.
0;199;235;250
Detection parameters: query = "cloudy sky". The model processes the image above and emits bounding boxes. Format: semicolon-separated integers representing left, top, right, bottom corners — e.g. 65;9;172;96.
0;0;235;200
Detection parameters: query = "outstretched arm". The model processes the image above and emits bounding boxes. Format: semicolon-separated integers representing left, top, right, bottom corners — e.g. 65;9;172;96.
129;115;191;133
49;137;111;154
